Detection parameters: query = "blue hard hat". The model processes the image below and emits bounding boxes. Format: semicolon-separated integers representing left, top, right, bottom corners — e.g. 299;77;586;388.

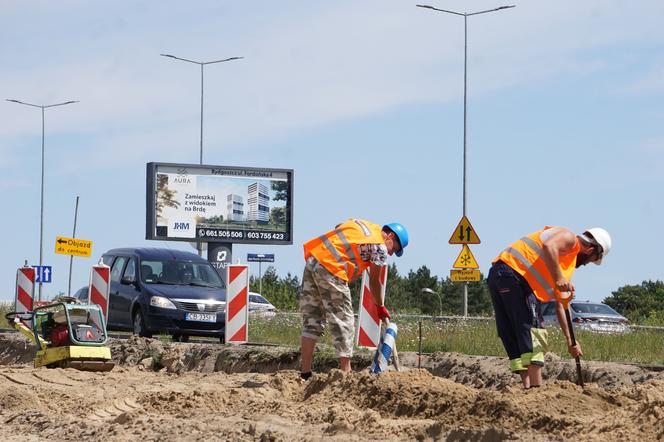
384;223;409;257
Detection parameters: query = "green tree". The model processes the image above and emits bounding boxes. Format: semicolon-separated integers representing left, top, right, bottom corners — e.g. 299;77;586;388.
250;266;300;311
270;207;286;226
156;174;179;216
247;262;494;317
434;276;492;316
603;280;664;322
403;266;439;315
271;181;288;201
350;263;409;313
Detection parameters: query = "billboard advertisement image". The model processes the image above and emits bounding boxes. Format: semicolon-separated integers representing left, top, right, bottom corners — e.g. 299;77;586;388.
146;162;293;245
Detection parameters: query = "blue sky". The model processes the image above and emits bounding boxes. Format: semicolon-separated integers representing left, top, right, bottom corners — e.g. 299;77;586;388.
1;0;663;305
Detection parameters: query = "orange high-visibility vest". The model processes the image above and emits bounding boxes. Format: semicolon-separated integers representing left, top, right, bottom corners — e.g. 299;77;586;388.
494;226;580;302
304;219;385;282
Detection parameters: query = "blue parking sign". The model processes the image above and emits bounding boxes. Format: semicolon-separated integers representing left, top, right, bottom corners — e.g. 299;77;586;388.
33;265;52;283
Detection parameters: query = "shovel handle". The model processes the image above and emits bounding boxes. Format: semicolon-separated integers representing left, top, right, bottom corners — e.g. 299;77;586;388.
564;308;584;387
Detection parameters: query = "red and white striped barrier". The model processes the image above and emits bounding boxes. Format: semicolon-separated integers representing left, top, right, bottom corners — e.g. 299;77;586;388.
15;266;35;325
355;265;388;349
88;262;111;322
225;264;249;344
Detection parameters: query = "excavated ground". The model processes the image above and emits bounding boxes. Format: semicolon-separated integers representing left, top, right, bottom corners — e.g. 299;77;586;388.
1;333;663;441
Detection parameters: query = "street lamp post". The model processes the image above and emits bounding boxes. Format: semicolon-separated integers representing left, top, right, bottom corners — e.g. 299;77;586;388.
160;53;243;259
417;3;514;317
421;288;443;318
6;98;78;301
159;54;243;165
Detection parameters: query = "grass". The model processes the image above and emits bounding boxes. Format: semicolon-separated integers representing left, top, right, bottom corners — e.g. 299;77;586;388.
0;301;12;329
3;306;662;366
249;313;664;366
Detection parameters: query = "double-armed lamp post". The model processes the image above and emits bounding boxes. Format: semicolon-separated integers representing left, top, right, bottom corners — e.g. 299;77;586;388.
416;4;515;317
6;98;78;301
159;54;243;165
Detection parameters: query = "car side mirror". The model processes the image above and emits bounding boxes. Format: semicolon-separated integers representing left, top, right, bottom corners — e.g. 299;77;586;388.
121;275;137;286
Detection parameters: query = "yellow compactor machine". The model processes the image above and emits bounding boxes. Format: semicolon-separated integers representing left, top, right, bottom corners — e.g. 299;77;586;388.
7;299;114;371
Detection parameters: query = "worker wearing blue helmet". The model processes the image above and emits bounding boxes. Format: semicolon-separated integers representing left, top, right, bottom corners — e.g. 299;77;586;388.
299;219;408;381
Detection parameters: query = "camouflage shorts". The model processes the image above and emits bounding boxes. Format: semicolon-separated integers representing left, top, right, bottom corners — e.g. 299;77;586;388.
299;257;355;357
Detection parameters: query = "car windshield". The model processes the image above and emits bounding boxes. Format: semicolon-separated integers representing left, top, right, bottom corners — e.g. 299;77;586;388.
249;294;269;304
140;259;224;288
571;303;619;315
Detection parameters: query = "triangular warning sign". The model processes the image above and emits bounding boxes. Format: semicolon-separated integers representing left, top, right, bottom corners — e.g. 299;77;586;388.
453;244;479;269
448;215;480;244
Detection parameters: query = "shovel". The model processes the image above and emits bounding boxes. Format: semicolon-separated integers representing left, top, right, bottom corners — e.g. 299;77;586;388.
564;307;584;387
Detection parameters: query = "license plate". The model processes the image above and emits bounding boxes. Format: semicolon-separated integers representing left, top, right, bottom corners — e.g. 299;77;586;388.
185;312;217;323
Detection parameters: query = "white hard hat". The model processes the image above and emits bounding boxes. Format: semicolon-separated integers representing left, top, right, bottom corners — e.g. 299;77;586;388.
583;227;612;265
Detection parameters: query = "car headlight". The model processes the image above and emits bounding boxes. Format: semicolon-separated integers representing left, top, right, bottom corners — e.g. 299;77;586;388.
150;296;176;309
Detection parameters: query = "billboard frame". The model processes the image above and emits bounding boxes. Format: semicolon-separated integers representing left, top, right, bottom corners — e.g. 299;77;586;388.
146;162;294;246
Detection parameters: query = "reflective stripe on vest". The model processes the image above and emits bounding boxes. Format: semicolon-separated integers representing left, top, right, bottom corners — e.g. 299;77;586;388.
503;237;555;299
304;219;384;282
496;227;579;302
317;228;361;282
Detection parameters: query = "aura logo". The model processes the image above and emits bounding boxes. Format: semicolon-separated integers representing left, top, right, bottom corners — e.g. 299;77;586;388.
173;168;191;184
174;222;190;230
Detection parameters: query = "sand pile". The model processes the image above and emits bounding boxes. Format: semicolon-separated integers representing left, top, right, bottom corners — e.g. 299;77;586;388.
2;332;664;441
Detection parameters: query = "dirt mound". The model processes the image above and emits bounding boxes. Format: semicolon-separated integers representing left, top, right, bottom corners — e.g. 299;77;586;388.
2;332;664;441
301;369;664;440
109;335;373;375
0;333;36;365
406;351;664;390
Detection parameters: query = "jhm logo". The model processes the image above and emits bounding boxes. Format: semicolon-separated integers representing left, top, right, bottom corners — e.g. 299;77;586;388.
174;222;190;230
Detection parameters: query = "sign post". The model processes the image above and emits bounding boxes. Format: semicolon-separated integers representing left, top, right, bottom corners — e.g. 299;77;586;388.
449;215;481;317
247;253;275;295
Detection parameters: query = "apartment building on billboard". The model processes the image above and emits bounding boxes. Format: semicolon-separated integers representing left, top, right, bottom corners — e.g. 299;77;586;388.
247;182;269;223
226;194;245;222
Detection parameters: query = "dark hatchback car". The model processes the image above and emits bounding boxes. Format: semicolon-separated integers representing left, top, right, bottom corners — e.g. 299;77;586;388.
77;247;227;341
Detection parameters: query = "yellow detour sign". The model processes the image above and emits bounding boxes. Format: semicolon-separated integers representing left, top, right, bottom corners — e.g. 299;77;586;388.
453;244;479;269
448;215;480;244
55;236;93;257
450;269;481;282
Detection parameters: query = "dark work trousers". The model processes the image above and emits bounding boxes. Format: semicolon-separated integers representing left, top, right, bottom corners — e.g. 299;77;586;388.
487;261;544;367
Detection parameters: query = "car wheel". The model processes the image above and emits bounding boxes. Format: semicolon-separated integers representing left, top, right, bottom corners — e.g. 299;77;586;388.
132;309;152;338
219;334;225;344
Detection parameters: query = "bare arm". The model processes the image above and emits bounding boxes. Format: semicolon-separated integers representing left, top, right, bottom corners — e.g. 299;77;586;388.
541;227;577;295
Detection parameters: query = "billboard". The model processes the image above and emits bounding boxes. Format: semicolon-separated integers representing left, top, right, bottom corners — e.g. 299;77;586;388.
146;162;293;245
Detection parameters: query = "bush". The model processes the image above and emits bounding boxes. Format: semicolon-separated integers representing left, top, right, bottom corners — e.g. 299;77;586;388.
0;301;12;329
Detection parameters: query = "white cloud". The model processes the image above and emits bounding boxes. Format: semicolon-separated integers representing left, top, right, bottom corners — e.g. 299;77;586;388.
2;0;663;163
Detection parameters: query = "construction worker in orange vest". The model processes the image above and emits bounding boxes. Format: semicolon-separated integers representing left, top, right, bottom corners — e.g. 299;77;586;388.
488;226;611;388
299;219;409;381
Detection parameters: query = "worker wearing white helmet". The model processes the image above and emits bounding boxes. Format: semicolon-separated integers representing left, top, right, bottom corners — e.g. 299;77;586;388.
488;226;611;389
